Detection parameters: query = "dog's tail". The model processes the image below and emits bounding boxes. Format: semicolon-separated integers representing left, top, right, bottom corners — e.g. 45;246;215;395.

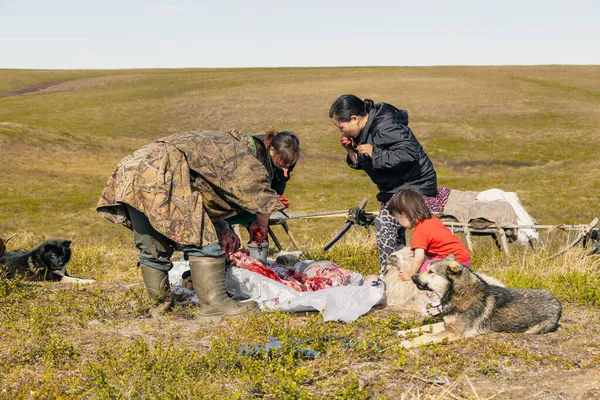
476;273;506;288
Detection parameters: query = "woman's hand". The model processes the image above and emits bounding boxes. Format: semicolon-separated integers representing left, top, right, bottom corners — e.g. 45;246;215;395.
249;214;269;243
278;195;290;208
340;135;353;149
342;136;359;164
356;144;373;158
219;226;241;255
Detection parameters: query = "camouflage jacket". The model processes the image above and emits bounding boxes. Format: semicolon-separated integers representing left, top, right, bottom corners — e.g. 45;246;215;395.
97;130;284;246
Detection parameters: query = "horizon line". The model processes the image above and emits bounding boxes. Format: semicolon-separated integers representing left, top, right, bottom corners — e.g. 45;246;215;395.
2;63;599;72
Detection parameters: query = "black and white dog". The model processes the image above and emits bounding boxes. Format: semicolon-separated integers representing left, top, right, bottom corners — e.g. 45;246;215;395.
0;239;93;283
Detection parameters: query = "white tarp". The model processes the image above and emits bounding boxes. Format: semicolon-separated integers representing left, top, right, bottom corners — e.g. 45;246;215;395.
169;261;385;322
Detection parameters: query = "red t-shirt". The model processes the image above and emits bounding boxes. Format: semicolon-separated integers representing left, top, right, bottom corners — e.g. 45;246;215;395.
410;216;470;263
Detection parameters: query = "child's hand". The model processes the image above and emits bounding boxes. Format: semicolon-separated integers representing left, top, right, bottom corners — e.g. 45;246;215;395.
399;271;413;281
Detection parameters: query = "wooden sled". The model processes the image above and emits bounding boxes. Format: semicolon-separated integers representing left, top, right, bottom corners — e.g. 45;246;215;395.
439;217;598;257
266;206;599;258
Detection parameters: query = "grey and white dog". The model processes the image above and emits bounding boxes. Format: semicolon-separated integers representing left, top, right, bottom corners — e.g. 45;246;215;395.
398;255;562;348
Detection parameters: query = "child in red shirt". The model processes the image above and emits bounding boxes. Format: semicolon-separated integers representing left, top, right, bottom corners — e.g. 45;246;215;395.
388;189;471;281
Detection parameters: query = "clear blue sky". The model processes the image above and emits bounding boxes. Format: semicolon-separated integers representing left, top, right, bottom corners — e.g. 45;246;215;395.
1;0;598;69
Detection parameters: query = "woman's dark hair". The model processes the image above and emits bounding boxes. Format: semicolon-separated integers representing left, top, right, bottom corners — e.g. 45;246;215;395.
387;189;431;226
266;130;302;166
329;94;374;122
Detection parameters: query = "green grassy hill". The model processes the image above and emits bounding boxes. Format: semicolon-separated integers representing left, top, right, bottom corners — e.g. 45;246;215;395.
1;66;599;245
1;67;599;399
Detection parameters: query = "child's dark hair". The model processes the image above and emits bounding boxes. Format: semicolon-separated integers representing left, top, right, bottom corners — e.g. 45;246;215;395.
387;189;431;226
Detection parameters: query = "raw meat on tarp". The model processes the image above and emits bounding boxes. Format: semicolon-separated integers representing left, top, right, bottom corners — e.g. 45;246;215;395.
229;251;309;291
228;252;354;292
303;261;352;287
229;251;282;282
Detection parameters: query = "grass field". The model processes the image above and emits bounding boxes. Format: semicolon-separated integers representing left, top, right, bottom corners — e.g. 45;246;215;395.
1;66;599;398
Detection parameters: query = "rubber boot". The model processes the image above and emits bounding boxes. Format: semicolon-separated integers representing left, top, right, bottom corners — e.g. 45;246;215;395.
140;264;173;317
188;256;259;316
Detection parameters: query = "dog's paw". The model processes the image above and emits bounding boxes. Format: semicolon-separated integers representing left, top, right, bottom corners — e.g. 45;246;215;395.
60;276;95;284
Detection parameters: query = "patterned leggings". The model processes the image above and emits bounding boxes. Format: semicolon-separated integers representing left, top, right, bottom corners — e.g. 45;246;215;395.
375;203;406;274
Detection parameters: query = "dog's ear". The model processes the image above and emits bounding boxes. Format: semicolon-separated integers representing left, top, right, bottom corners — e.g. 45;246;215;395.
445;253;456;261
61;240;72;248
0;236;12;250
447;261;463;275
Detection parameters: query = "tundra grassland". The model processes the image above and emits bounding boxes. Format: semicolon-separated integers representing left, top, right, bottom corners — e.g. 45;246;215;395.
1;66;599;399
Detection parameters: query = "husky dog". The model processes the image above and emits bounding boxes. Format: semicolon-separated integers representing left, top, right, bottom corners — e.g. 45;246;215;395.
0;239;93;284
398;256;562;348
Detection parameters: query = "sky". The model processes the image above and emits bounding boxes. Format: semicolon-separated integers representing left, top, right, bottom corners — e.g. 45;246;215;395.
1;0;599;69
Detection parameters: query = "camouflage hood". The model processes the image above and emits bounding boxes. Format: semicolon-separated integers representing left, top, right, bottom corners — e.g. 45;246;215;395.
97;130;283;246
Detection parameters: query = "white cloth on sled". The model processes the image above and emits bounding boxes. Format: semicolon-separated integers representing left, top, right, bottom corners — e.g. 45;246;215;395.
476;188;539;244
169;260;385;322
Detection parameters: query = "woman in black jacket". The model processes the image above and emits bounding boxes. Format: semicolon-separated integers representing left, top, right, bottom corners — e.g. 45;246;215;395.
329;94;438;271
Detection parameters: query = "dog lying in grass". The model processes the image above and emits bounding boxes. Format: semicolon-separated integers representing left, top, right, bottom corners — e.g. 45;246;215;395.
0;238;94;284
398;256;562;348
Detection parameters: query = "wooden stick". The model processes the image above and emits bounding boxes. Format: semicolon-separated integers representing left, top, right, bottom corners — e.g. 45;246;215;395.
267;226;282;251
272;210;349;219
281;220;301;251
273;212;598;232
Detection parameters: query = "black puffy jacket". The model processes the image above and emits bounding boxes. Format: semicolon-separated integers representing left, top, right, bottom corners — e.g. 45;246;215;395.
347;102;437;202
